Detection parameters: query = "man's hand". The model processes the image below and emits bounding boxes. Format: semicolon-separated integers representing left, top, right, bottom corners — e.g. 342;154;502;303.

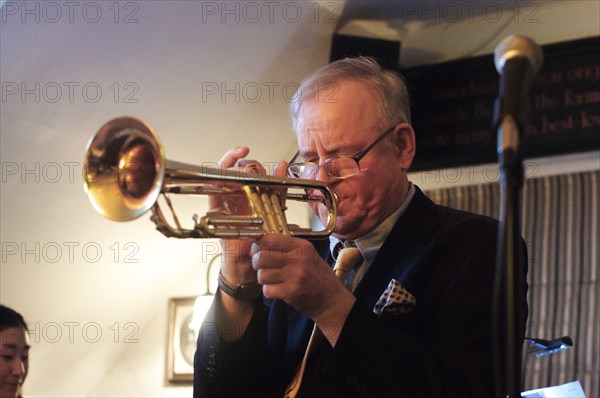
251;234;356;346
210;146;258;282
209;147;291;341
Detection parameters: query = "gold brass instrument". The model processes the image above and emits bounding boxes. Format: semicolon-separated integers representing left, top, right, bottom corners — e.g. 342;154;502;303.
83;116;336;239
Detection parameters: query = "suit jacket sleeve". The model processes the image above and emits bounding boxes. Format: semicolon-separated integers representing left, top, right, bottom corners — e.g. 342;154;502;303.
193;295;275;398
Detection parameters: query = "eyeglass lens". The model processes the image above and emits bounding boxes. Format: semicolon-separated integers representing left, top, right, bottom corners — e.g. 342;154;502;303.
290;158;360;180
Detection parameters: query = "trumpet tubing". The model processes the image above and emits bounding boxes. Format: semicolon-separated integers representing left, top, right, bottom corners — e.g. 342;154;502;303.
83;116;336;239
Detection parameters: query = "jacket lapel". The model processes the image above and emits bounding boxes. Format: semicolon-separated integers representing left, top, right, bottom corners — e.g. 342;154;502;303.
353;187;437;309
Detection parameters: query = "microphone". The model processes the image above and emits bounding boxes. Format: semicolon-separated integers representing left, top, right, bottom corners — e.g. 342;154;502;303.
493;35;543;130
492;36;543;398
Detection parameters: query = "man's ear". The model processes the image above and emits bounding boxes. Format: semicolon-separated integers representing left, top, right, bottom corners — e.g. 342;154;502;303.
393;123;416;170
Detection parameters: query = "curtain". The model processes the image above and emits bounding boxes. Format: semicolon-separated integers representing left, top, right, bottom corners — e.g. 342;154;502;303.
424;170;599;397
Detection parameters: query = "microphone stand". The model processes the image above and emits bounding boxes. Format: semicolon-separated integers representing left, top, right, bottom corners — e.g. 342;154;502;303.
492;52;535;398
493;113;526;398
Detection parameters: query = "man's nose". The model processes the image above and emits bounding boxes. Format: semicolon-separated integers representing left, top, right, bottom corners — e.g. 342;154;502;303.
316;165;332;183
316;168;342;189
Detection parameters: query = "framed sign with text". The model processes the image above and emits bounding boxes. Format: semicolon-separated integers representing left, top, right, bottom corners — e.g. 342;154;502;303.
403;37;600;171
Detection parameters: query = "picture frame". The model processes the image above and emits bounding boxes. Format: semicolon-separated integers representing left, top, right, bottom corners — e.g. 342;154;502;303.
166;254;221;383
166;296;198;382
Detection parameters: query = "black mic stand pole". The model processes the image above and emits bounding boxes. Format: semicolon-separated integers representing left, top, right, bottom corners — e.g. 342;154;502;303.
494;113;525;398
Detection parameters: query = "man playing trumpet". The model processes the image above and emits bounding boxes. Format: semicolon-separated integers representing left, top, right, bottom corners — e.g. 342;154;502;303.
194;57;528;398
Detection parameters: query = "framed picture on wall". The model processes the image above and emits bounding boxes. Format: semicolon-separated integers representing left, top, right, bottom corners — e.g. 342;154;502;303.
167;254;220;383
167;296;198;382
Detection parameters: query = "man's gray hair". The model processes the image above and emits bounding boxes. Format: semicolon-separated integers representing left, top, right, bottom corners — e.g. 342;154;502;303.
289;57;411;133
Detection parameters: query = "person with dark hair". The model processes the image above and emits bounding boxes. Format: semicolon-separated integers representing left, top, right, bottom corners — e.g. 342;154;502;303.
194;57;528;397
0;305;30;398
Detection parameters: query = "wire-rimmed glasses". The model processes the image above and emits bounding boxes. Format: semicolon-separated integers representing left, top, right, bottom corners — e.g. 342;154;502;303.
287;125;396;181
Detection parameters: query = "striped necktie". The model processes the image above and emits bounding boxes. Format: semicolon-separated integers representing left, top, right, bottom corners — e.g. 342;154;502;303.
284;246;363;398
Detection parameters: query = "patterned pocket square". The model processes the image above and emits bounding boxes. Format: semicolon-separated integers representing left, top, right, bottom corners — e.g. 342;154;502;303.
373;279;416;316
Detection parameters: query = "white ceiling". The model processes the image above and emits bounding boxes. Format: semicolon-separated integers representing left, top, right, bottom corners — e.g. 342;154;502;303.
1;1;598;396
338;0;599;67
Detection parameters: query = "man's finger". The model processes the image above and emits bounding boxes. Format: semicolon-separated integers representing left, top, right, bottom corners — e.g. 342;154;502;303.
218;146;250;169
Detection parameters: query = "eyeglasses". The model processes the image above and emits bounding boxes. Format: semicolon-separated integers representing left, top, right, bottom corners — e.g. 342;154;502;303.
287;125;396;181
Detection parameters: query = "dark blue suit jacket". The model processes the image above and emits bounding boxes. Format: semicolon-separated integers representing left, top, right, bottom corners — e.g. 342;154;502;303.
194;186;528;397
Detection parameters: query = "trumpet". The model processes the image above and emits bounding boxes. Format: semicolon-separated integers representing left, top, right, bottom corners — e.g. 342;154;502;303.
83;116;336;239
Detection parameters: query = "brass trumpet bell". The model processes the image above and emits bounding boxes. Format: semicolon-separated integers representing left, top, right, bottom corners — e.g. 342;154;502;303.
84;117;165;222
